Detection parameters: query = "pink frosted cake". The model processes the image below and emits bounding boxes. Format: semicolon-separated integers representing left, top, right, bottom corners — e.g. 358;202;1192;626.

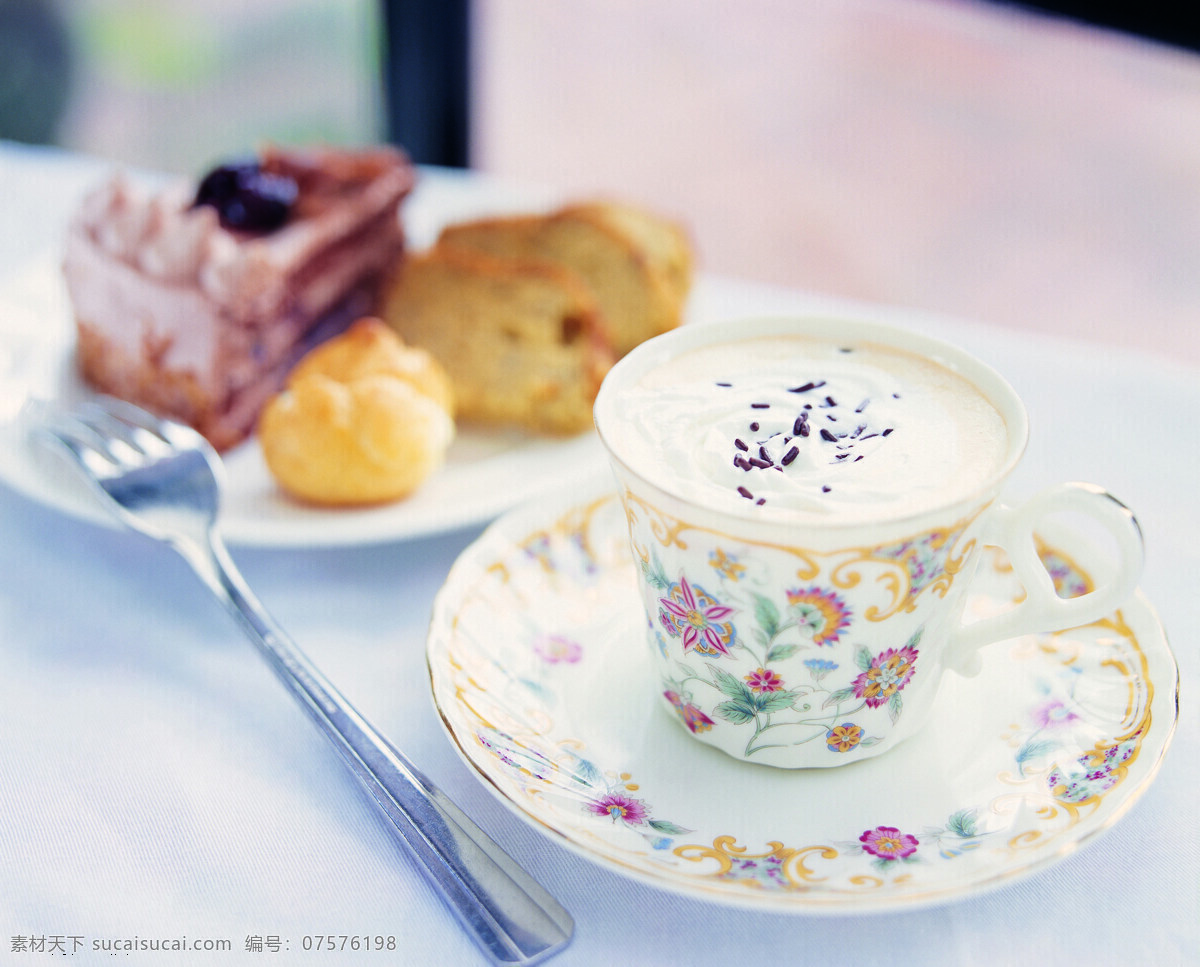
62;145;416;450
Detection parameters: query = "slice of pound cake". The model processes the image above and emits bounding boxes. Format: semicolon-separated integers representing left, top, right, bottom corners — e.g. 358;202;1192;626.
380;245;614;434
62;144;415;450
435;201;693;357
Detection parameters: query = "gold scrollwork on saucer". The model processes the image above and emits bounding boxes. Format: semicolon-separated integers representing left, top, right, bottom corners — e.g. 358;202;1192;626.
674;836;840;890
516;494;615;577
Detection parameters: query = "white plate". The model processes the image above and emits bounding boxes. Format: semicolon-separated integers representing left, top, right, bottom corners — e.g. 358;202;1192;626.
0;254;608;547
427;479;1178;913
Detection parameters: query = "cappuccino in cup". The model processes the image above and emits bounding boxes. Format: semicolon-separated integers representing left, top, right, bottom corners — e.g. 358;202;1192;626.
594;316;1142;769
607;335;1010;524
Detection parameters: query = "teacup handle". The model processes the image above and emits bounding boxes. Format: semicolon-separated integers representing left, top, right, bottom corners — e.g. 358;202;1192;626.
944;482;1143;677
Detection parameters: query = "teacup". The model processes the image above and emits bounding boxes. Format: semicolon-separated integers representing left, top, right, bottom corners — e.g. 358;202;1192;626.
593;316;1143;769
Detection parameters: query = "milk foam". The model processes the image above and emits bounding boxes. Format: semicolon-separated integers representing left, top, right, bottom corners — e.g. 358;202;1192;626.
606;335;1009;523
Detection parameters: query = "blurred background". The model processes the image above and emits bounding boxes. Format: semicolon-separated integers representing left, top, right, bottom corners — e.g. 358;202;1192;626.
0;0;384;169
3;0;1199;362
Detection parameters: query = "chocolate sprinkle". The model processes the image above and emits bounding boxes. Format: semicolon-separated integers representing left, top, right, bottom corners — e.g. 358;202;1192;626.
720;366;903;504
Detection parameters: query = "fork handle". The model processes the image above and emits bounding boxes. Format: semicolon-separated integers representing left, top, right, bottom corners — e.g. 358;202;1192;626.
177;531;572;967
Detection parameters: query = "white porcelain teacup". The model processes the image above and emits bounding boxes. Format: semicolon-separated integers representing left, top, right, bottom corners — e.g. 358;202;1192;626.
593;316;1143;769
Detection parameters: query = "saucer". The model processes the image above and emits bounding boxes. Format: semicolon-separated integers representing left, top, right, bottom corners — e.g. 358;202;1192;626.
426;479;1177;913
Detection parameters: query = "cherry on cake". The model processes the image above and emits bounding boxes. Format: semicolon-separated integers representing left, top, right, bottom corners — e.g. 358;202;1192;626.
62;144;416;451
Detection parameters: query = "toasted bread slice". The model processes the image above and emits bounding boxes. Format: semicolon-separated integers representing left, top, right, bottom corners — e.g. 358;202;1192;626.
380;246;614;434
436;201;692;356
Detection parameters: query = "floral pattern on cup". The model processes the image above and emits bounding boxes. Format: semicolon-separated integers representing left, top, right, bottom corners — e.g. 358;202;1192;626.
825;722;864;753
657;577;737;656
664;689;715;734
625;488;977;764
625;491;978;614
846;642;919;714
786;587;853;645
651;549;925;759
872;527;970;603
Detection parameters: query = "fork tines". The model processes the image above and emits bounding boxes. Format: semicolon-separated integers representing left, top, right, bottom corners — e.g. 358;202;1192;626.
39;396;216;481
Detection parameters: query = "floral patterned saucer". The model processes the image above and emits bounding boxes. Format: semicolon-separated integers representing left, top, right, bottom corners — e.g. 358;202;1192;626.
426;479;1177;912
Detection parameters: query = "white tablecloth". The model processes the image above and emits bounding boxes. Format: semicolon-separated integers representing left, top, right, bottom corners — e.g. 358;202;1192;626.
1;142;1195;966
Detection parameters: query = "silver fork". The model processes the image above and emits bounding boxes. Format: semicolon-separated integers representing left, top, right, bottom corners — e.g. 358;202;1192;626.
36;396;573;967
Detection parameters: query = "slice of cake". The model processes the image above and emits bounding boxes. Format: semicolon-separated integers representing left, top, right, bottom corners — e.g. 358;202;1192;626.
380;245;614;434
62;144;416;450
435;201;693;357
